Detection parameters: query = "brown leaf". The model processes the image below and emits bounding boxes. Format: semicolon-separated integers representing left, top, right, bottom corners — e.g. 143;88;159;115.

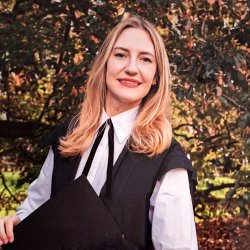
90;35;99;44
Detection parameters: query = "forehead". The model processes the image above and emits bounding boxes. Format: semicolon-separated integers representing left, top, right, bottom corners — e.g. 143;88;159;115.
113;27;155;55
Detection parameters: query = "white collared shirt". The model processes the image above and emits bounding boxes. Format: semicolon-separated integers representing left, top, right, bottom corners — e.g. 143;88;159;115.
16;106;198;250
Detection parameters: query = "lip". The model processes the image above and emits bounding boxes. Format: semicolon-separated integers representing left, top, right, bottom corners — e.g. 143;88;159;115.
118;78;141;88
118;78;141;83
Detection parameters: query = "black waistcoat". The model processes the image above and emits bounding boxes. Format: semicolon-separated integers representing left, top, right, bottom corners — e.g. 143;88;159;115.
42;122;197;249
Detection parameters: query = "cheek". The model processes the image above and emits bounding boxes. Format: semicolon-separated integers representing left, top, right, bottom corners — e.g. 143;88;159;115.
106;58;122;78
144;68;157;84
106;61;112;79
139;63;157;80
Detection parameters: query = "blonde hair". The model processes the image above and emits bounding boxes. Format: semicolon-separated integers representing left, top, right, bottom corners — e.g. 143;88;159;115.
59;15;172;157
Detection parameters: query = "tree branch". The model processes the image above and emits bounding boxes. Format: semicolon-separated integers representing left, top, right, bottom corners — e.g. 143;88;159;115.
0;120;51;138
222;93;250;113
37;4;72;123
173;123;201;132
0;173;19;204
173;132;197;141
196;182;250;199
0;147;16;157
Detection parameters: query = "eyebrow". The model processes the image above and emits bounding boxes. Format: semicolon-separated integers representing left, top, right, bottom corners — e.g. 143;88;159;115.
113;46;155;58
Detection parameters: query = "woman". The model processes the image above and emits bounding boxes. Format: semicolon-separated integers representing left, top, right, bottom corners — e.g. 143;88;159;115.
0;15;198;249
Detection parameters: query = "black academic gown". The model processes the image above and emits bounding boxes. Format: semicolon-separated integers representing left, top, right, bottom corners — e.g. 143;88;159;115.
3;175;128;250
3;122;197;250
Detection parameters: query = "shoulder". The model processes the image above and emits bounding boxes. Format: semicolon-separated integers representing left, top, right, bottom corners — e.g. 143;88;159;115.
40;120;71;149
164;138;189;163
158;138;198;194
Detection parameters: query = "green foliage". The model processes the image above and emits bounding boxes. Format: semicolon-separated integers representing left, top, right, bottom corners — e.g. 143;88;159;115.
238;191;250;218
0;0;249;220
0;172;28;217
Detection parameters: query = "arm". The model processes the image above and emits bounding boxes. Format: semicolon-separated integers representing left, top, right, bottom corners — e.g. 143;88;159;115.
15;148;54;220
150;168;198;250
0;148;54;246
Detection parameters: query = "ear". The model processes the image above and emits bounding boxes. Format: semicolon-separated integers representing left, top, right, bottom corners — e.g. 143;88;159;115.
153;71;160;85
152;74;159;85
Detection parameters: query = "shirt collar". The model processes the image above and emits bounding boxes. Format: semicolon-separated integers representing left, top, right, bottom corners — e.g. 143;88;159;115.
100;106;139;144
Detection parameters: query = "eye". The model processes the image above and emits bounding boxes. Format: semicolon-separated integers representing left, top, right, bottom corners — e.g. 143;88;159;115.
141;57;152;63
115;53;126;58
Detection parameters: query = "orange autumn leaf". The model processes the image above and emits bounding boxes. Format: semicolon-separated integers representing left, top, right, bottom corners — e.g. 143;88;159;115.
90;35;99;44
71;86;77;97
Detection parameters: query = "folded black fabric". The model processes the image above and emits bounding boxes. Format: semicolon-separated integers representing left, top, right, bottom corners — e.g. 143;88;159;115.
3;175;125;250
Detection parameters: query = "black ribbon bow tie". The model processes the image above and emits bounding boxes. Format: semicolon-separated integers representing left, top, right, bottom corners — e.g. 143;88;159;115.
83;119;114;199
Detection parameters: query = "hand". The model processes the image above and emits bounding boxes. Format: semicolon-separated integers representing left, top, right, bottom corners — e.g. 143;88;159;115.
0;214;20;246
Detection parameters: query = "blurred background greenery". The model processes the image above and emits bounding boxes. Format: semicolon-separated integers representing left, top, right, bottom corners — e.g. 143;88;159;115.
0;0;249;248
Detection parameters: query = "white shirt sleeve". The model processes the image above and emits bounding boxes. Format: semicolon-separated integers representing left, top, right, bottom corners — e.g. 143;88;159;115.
150;168;198;250
15;148;54;221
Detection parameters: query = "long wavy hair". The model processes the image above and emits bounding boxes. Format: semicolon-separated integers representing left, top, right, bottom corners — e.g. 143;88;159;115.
59;15;172;157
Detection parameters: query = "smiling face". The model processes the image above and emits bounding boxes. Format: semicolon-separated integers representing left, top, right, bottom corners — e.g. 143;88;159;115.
105;27;157;116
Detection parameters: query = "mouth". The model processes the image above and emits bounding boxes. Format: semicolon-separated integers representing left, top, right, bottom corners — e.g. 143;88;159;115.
118;78;141;88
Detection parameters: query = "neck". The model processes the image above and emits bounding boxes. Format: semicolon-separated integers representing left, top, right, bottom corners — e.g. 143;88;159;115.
105;101;140;117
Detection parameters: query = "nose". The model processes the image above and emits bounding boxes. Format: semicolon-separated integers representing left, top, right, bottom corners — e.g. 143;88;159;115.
125;58;139;75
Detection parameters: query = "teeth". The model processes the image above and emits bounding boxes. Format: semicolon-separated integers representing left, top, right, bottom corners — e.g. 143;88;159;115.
120;80;138;85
